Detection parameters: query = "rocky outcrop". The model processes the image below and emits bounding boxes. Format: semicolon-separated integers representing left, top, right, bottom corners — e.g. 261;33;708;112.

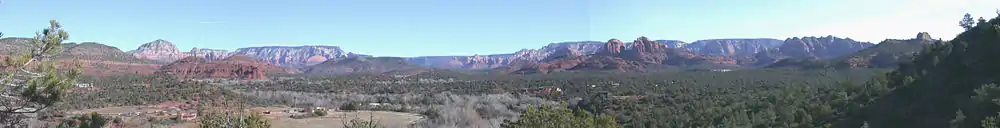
130;39;189;62
232;46;367;67
599;39;626;55
187;48;232;60
916;32;933;41
630;36;667;53
156;55;298;80
686;39;783;56
778;36;874;59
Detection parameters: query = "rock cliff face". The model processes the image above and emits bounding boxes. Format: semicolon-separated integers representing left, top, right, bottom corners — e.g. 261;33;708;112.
232;46;367;67
686;39;783;56
130;39;188;62
778;36;875;59
599;39;627;55
187;48;232;60
156;55;298;80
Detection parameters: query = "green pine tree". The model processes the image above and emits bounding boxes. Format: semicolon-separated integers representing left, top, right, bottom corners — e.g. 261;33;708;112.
0;20;82;127
961;13;976;30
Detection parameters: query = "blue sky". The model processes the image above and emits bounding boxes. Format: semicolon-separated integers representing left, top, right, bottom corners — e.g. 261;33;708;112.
1;0;998;57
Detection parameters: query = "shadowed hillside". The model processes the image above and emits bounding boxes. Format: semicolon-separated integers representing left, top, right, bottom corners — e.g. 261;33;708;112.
831;15;1000;128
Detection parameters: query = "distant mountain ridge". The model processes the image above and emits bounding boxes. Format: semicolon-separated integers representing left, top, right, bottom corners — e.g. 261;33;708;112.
764;33;934;69
126;40;371;67
500;37;738;74
0;33;917;78
232;45;371;67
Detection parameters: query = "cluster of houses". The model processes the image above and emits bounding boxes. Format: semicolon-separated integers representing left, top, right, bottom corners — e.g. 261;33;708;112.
267;107;328;116
520;87;563;95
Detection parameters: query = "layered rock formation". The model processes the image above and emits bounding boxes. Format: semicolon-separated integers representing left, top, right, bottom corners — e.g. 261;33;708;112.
156;55;298;80
778;36;875;59
187;48;232;60
232;46;366;67
599;39;626;55
686;39;783;56
130;39;188;62
630;36;667;53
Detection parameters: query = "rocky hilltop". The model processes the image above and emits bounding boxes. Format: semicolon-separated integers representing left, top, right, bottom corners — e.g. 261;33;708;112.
685;39;782;56
232;46;367;67
156;55;298;80
129;39;189;62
